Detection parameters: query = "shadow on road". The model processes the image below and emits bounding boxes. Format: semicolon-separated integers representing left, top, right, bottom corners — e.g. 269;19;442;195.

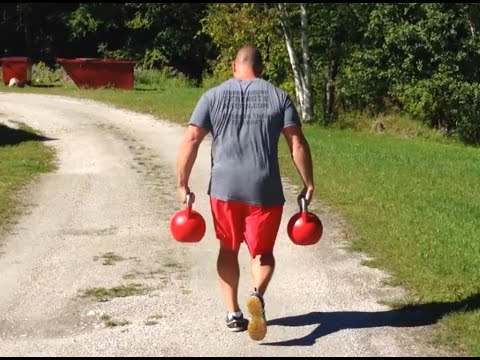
262;292;480;346
0;124;57;146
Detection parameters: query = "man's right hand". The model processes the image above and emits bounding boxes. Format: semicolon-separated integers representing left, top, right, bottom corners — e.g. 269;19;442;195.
177;185;191;204
298;186;314;206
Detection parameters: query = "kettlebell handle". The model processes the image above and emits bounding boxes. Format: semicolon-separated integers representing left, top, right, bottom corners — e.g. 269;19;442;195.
301;196;308;212
185;192;195;218
298;195;309;222
186;192;195;208
297;195;309;212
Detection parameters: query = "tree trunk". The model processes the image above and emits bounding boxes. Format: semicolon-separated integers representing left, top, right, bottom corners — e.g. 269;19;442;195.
467;3;479;37
25;23;32;58
277;3;313;122
325;57;339;122
466;4;480;79
17;4;32;58
300;3;313;122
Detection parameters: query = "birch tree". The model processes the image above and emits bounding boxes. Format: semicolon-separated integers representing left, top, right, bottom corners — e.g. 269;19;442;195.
277;3;313;122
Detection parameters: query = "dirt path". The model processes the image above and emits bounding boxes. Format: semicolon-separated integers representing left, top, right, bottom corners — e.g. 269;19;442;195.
0;93;448;356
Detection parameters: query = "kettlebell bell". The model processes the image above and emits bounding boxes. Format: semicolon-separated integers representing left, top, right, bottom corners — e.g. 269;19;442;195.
287;196;323;246
170;192;206;243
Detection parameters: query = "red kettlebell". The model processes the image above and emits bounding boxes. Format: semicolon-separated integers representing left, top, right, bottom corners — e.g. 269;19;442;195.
170;193;206;243
287;196;323;246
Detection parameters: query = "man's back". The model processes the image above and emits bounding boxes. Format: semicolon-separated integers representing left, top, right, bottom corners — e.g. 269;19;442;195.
189;77;301;206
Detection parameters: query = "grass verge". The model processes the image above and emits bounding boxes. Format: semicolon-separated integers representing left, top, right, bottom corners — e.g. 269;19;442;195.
0;121;56;234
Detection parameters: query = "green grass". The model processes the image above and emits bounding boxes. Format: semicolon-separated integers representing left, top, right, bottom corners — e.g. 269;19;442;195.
280;126;480;301
0;122;56;233
93;252;125;266
2;70;479;355
332;110;459;145
80;283;150;300
280;126;480;355
100;314;130;328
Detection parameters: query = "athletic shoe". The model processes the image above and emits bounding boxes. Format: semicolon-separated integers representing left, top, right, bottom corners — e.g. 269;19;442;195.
246;289;267;341
226;313;248;332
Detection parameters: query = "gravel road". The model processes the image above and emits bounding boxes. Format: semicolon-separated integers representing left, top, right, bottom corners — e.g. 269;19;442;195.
0;93;450;357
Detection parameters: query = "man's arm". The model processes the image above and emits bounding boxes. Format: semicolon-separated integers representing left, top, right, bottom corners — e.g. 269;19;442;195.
176;124;209;202
282;125;315;204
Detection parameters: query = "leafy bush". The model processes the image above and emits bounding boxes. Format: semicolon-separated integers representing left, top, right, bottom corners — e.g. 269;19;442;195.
395;74;480;144
31;62;71;85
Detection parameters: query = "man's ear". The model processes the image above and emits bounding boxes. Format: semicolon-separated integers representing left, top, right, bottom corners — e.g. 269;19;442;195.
232;60;236;74
255;64;265;77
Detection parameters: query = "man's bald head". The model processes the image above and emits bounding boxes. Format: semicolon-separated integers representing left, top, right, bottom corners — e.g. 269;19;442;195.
233;45;264;76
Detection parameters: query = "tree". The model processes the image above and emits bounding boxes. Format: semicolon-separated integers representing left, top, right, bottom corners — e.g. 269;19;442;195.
337;3;480;142
308;4;371;122
277;3;313;122
0;3;77;62
124;3;213;79
67;3;213;81
201;3;289;85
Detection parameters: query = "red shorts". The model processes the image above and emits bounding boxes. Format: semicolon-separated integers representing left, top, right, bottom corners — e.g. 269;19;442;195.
210;197;283;258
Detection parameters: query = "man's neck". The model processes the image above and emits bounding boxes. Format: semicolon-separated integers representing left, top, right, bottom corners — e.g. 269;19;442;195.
234;70;260;81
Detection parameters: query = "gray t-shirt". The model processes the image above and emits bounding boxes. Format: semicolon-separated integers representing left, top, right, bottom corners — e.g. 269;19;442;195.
189;78;301;206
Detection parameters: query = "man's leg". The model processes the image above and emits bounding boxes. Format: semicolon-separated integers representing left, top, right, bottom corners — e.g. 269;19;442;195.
246;253;274;341
246;204;283;296
217;241;241;313
250;253;275;296
210;197;247;332
245;204;283;341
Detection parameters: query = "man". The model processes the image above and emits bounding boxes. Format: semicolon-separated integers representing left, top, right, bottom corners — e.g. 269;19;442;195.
176;45;314;341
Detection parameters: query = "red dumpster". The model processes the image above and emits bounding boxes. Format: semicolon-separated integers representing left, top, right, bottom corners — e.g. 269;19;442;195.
0;57;32;86
56;58;135;90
